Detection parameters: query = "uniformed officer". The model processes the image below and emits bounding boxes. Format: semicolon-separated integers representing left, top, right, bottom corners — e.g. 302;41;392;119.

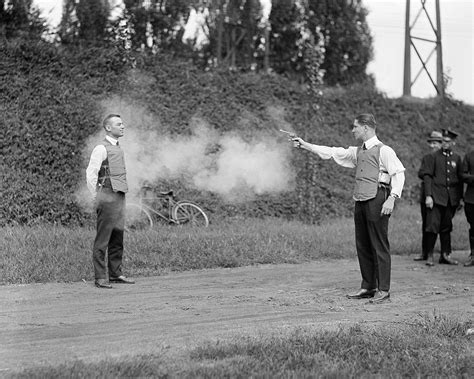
414;131;443;261
419;129;463;266
462;146;474;267
291;114;405;304
86;114;135;288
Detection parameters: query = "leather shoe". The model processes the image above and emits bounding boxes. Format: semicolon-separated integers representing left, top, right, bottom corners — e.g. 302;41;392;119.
109;275;135;284
426;255;434;266
413;254;427;261
369;290;390;303
439;254;458;265
464;258;474;267
346;288;376;299
95;279;112;289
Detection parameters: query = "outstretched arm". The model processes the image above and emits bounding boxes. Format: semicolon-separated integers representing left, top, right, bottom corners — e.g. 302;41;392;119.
291;137;358;168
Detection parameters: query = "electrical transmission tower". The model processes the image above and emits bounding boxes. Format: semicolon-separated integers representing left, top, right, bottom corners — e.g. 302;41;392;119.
403;0;444;97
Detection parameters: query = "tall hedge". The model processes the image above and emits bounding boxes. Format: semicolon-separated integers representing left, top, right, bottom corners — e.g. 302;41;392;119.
1;40;473;226
1;40;128;225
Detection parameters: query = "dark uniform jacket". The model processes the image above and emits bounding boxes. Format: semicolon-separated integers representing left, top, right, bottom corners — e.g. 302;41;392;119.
463;150;474;204
419;149;463;207
418;153;431;203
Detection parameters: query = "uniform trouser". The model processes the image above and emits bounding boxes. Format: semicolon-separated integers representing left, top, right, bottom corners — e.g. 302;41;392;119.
354;187;391;292
93;190;125;280
425;202;456;256
465;202;474;253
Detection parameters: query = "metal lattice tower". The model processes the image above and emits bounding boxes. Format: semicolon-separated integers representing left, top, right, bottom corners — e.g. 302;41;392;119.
403;0;444;97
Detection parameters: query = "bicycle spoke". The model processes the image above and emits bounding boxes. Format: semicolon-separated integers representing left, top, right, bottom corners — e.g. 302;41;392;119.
172;202;209;227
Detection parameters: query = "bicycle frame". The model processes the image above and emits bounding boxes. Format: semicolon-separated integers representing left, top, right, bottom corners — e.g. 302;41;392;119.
136;187;178;224
125;186;209;229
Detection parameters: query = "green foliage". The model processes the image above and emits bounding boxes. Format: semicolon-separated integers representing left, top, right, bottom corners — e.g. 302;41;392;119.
106;0;371;87
14;316;473;378
0;216;354;284
269;0;373;86
76;0;111;42
0;0;48;39
308;0;374;85
0;39;129;225
1;39;474;226
121;0;190;50
269;0;311;76
59;0;114;45
0;205;469;284
186;319;472;378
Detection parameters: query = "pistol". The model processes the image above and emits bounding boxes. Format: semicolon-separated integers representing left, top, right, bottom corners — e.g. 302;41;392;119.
279;129;301;148
279;129;296;138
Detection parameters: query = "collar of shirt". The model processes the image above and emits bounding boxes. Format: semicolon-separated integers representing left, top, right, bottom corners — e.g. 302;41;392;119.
105;135;119;146
363;135;381;150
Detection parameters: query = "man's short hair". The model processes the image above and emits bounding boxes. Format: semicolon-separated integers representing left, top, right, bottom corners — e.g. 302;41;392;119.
102;114;121;130
355;113;376;129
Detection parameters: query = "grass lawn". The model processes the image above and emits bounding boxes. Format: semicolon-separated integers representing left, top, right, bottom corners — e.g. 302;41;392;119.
2;204;472;378
0;203;469;284
12;312;473;378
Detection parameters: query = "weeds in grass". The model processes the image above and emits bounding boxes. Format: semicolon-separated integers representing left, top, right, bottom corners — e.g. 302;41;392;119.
415;310;472;338
0;204;469;284
187;314;473;378
12;314;473;378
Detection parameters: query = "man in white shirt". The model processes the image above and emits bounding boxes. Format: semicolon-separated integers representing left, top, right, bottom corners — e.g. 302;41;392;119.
292;114;405;303
86;114;135;288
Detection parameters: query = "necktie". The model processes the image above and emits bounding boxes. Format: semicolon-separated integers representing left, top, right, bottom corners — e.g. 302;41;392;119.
116;141;119;146
362;143;367;150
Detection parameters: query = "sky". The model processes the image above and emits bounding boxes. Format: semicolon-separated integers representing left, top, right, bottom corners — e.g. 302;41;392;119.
364;0;473;105
34;0;473;105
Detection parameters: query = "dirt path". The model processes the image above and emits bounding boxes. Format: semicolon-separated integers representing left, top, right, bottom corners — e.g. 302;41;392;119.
1;252;473;374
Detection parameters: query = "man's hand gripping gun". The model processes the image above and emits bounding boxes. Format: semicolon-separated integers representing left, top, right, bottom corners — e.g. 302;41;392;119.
280;129;302;148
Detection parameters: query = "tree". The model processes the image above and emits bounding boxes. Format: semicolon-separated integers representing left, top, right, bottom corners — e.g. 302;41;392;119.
59;0;111;44
0;0;47;39
269;0;372;86
308;0;373;85
121;0;190;51
268;0;309;77
77;0;110;42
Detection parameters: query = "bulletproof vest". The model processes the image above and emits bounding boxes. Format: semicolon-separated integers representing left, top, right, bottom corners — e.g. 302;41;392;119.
353;144;384;201
97;139;128;193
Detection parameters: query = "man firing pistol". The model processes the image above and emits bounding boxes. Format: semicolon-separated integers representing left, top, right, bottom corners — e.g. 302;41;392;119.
288;114;405;304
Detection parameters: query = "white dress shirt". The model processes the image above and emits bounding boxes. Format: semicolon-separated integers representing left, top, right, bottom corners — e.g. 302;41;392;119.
304;136;406;197
86;136;118;199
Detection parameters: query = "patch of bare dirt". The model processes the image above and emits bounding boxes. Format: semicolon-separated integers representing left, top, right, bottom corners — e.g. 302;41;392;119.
0;252;473;374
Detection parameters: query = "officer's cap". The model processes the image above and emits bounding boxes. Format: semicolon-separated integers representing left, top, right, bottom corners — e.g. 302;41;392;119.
441;129;458;140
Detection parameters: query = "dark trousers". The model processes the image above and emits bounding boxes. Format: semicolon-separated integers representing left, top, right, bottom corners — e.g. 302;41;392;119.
425;202;455;256
465;202;474;253
354;187;391;292
420;201;428;258
93;190;125;280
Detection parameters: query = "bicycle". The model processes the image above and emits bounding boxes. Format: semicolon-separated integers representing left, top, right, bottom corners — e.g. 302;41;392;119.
125;185;209;230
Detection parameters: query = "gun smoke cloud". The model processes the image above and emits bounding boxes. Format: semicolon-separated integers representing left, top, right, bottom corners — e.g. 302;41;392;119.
79;97;296;205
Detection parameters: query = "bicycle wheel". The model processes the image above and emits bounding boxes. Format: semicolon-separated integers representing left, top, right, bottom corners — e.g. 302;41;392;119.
125;203;153;231
172;201;209;227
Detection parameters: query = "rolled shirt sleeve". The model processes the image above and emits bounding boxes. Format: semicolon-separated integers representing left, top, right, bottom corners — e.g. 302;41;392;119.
305;142;405;197
86;144;107;199
305;144;358;168
380;145;405;197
